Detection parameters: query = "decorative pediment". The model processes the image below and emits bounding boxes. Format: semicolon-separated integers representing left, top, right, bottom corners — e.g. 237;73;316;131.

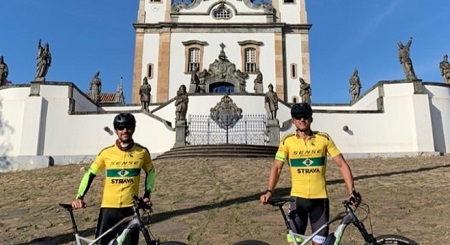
197;43;249;93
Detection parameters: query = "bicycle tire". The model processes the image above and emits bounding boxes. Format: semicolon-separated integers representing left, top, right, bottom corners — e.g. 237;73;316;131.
158;242;188;245
375;234;418;245
232;240;270;245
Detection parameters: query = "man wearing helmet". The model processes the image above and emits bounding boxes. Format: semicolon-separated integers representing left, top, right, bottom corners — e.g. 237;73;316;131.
260;103;357;245
71;113;155;245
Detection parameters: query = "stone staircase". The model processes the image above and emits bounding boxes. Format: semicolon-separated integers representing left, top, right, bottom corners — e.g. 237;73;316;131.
154;144;278;160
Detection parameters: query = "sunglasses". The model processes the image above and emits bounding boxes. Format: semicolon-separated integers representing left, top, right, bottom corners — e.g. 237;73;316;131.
292;115;311;120
116;125;135;131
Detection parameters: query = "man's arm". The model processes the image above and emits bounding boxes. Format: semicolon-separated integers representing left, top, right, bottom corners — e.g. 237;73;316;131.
143;168;156;199
260;159;284;203
72;166;97;209
332;154;355;195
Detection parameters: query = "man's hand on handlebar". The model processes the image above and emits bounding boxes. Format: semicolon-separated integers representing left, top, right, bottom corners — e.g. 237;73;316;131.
71;199;86;209
349;189;362;207
132;195;153;210
143;197;152;207
260;189;273;204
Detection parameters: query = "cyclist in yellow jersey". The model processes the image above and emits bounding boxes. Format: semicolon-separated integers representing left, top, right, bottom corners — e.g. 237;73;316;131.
72;113;156;245
260;103;358;245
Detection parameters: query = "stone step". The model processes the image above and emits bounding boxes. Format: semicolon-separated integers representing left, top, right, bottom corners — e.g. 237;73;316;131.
155;144;277;160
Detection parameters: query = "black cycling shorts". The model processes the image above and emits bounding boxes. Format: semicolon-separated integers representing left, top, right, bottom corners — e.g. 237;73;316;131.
288;197;330;237
95;207;139;245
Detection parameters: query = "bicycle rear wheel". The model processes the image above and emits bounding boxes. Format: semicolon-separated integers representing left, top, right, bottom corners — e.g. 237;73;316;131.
375;235;418;245
232;240;270;245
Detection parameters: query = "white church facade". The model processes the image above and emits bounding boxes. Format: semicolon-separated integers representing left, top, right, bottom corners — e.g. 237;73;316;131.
1;0;450;172
130;0;311;103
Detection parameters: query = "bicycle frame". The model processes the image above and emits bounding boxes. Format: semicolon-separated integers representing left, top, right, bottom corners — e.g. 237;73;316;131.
59;198;156;245
269;198;377;245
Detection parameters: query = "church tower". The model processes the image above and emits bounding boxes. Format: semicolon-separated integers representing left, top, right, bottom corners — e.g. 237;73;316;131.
131;0;311;104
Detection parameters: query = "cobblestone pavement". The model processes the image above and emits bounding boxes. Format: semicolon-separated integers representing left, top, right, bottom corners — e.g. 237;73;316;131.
0;155;449;244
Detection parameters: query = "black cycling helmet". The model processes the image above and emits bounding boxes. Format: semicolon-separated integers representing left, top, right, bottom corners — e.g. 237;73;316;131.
291;103;313;117
113;113;136;129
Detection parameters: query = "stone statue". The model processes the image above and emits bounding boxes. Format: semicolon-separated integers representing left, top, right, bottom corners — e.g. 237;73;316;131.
299;77;311;105
139;77;152;110
175;84;189;121
0;56;9;86
253;70;264;93
265;83;278;120
89;72;102;103
35;39;52;81
439;54;450;84
189;67;201;93
398;37;417;80
349;69;362;102
198;69;208;93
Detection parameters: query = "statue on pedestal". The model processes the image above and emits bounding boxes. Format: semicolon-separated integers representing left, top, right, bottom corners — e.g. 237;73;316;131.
139;77;152;110
35;39;52;81
439;54;450;84
0;56;9;86
398;37;417;80
349;69;362;102
90;72;102;103
253;70;264;93
175;84;189;122
265;83;278;120
189;67;200;93
299;77;311;105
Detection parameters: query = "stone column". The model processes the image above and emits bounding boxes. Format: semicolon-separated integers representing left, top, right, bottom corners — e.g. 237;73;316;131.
174;120;187;147
266;119;280;146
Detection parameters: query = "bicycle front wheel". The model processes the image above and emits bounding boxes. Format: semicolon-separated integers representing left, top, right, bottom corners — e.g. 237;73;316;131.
375;235;418;245
232;240;270;245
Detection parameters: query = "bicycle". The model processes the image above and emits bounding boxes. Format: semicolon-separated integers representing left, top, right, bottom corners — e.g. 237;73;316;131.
234;194;418;245
59;195;187;245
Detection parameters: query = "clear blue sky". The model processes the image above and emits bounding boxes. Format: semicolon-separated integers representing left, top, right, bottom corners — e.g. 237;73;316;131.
1;0;449;104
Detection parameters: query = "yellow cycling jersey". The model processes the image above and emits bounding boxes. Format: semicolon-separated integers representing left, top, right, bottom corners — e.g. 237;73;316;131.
275;131;341;199
76;143;154;208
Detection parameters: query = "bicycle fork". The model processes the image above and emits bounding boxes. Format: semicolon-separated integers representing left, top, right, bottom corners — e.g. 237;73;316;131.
352;219;377;245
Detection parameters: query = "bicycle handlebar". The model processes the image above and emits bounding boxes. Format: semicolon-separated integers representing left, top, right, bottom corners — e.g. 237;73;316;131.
266;197;294;207
267;192;362;208
344;191;362;207
132;194;152;211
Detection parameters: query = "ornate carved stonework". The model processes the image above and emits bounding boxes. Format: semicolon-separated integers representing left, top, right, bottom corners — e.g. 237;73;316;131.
199;43;249;93
210;94;243;129
171;0;200;13
242;0;274;13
